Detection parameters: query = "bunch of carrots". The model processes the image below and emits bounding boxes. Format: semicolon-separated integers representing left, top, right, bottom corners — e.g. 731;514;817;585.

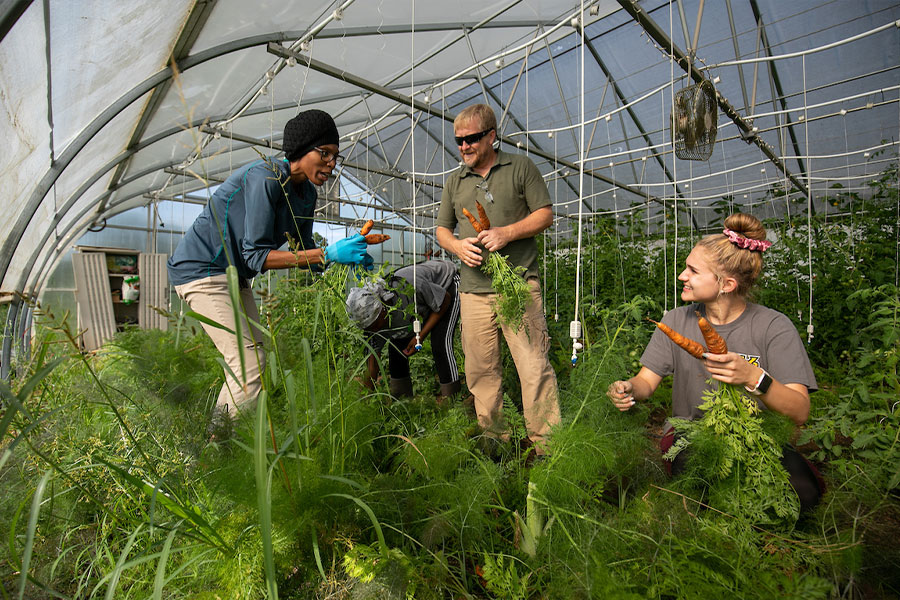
359;219;390;245
650;311;728;358
463;201;531;333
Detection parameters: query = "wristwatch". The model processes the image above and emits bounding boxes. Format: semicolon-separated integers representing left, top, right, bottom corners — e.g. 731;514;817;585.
745;368;773;396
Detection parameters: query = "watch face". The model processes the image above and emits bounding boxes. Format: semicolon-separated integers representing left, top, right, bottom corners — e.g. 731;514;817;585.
757;372;773;394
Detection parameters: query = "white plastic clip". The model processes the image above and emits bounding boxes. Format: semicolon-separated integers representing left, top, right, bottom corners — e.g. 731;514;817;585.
570;320;583;366
413;320;423;351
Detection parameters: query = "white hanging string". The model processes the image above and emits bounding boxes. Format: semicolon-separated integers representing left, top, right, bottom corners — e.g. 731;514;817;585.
440;82;447;259
802;54;814;345
842;113;856;261
409;0;421;350
896;91;900;288
660;92;669;311
760;160;773;222
554;135;559;322
607;118;625;304
591;167;596;300
779;102;791;222
668;0;679;313
569;3;587;366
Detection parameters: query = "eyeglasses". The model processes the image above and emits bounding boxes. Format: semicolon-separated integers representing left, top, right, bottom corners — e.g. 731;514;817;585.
476;180;494;204
454;128;494;147
313;147;344;165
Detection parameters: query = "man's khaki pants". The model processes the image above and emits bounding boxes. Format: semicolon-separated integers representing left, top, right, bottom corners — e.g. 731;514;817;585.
175;275;266;415
460;279;560;452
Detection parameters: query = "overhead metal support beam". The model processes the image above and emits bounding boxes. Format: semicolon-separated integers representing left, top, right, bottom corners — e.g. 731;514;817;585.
0;0;30;43
145;192;208;206
541;35;581;159
164;167;227;185
267;42;667;207
724;0;751;116
463;28;493;108
196;124;443;190
615;0;810;199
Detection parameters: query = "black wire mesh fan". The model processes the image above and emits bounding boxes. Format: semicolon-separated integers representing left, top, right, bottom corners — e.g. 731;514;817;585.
671;79;717;161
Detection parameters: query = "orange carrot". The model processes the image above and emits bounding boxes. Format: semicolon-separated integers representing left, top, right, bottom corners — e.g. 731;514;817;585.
360;219;375;236
649;319;705;359
364;233;391;245
695;311;728;354
462;207;484;233
476;201;491;230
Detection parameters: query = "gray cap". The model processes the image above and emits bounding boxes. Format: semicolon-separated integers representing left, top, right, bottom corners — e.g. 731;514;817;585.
346;280;389;328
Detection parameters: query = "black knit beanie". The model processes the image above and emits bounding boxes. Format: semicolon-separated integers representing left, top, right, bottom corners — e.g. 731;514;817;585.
282;109;339;161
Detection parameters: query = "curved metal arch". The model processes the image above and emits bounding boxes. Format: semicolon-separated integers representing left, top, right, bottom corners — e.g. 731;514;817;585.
0;30;306;290
21;124;266;298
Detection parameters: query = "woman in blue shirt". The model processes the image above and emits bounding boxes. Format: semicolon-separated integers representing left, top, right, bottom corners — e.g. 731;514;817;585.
167;109;368;438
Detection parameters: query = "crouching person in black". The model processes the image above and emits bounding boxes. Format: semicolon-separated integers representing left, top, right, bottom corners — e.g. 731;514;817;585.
346;259;462;401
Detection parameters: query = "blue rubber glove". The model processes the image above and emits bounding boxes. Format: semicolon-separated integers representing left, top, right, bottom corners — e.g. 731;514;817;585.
323;234;367;265
353;253;376;281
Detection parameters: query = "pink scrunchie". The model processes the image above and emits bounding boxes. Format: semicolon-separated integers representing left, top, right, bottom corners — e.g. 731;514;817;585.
723;228;773;252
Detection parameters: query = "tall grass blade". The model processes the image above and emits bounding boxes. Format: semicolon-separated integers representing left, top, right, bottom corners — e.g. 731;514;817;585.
18;472;51;600
301;337;317;420
8;497;26;572
0;404;65;477
327;494;388;555
152;527;179;600
15;356;67;410
311;526;328;583
284;371;305;485
318;475;364;490
95;458;230;552
184;310;235;334
102;525;143;600
0;381;32;428
255;391;278;599
226;265;248;386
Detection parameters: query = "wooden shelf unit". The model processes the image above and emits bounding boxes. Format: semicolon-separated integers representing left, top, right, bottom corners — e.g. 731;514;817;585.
72;246;169;351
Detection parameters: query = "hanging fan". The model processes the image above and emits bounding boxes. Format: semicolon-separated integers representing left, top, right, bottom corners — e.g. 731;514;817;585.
671;79;717;161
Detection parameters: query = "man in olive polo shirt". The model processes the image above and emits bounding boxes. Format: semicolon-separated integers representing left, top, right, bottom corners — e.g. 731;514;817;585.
435;103;560;456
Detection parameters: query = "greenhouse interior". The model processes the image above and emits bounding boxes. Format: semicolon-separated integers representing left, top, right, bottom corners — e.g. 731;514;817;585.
2;0;899;597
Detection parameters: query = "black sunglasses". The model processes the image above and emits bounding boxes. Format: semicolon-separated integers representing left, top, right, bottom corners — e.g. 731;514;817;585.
454;128;494;147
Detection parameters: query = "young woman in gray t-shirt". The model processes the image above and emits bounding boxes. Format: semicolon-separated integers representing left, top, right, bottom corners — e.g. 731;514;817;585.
606;213;822;509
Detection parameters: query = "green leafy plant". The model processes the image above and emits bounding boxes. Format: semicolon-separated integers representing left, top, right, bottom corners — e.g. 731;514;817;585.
479;552;531;599
482;251;531;333
667;382;800;525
